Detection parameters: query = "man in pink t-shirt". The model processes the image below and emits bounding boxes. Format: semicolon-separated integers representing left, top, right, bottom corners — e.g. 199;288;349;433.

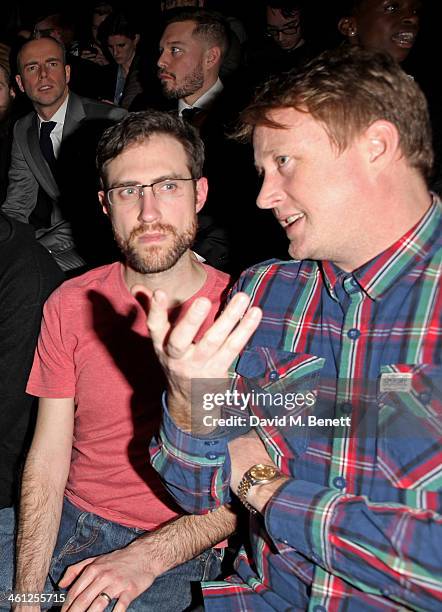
14;111;236;612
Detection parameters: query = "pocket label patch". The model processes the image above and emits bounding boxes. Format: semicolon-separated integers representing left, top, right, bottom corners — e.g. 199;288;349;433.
380;372;413;393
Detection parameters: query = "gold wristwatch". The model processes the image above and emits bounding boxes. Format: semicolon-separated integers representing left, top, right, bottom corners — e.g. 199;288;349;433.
237;464;281;514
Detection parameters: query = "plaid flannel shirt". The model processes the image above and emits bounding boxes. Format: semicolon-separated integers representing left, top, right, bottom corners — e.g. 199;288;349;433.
151;199;442;611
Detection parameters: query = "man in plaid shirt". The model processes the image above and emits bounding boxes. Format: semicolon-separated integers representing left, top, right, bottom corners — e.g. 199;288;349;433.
142;47;441;610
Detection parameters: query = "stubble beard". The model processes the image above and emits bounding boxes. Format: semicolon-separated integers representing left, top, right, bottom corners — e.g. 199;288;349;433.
160;61;205;100
113;216;198;274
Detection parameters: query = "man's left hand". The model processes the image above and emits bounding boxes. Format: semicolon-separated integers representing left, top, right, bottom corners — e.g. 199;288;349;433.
59;544;159;612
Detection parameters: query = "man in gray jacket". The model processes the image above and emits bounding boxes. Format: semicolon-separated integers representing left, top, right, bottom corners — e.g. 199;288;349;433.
2;36;126;273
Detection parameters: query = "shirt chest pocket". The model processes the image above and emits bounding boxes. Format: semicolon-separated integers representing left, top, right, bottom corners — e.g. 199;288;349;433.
376;363;442;500
235;347;324;461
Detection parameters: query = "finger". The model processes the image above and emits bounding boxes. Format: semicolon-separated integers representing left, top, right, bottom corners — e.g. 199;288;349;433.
59;557;96;588
146;289;171;350
65;581;111;612
164;297;212;358
196;293;254;356
198;306;262;370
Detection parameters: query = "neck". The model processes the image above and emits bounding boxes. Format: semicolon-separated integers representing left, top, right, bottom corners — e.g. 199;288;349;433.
183;73;218;107
36;88;68;121
124;250;207;307
336;172;432;272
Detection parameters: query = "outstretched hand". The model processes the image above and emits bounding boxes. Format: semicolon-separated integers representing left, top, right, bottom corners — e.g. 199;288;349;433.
132;286;262;429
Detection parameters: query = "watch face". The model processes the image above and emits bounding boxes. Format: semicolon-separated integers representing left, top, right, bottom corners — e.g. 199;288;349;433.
250;464;278;480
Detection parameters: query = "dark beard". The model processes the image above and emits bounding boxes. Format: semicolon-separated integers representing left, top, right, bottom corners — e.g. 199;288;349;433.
159;63;204;100
114;218;198;274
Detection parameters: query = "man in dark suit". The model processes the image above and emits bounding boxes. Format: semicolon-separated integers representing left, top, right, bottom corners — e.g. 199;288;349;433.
156;9;278;273
1;37;126;273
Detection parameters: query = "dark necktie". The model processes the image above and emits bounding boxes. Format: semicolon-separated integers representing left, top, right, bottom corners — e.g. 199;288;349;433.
31;121;57;230
39;121;57;173
181;107;201;123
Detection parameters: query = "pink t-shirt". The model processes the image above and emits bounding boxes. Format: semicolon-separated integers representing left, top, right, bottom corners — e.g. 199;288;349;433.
27;262;230;530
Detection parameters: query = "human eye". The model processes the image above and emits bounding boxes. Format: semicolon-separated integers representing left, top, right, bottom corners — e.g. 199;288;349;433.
171;46;183;55
159;180;178;192
114;186;139;202
276;155;290;167
384;2;399;13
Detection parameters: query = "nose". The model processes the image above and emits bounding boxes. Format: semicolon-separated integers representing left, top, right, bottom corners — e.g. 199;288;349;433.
39;64;48;79
256;174;283;210
400;5;420;25
138;188;161;223
157;50;167;69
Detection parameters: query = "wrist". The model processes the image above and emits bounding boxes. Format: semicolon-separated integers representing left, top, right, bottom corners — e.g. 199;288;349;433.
246;474;290;513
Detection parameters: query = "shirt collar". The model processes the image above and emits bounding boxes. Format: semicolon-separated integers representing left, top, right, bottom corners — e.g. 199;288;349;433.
38;92;69;128
178;78;223;114
321;196;442;302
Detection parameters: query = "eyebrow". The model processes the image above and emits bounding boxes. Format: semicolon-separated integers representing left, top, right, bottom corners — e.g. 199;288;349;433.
108;173;187;188
23;56;61;67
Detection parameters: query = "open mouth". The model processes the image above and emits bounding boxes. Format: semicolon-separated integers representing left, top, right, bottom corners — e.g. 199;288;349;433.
391;31;416;48
282;212;304;228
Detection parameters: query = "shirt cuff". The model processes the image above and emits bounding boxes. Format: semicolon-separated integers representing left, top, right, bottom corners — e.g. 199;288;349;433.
160;392;233;506
264;478;344;568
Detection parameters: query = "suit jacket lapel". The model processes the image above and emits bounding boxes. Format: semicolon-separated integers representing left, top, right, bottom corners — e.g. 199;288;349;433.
62;92;86;140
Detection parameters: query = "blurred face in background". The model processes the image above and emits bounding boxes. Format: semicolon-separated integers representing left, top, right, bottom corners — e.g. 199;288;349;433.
0;66;15;120
266;7;303;51
339;0;422;63
107;34;139;70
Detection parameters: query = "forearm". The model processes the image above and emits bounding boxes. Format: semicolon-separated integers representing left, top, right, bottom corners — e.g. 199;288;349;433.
264;478;442;608
15;453;65;592
127;505;237;578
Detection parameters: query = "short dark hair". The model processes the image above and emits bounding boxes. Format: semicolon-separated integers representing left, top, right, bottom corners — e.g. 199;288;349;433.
236;46;433;179
16;36;67;74
165;9;229;58
99;11;140;42
97;110;205;187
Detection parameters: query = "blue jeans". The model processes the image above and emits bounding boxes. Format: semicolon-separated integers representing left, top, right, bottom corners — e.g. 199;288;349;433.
0;499;222;611
50;498;221;610
0;506;16;611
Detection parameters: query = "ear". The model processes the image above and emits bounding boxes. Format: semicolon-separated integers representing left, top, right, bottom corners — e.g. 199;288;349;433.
195;177;208;212
65;64;71;85
204;46;221;69
15;74;25;93
98;190;109;217
9;86;16;99
338;17;358;40
362;120;401;172
134;34;140;47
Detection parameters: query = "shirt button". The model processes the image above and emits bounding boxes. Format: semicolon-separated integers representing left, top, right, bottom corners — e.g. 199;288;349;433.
332;476;346;490
347;328;361;340
269;370;279;381
340;402;352;415
205;452;219;460
204;440;219;446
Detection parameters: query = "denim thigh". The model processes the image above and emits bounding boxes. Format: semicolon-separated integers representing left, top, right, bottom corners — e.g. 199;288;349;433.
50;498;222;611
0;506;16;611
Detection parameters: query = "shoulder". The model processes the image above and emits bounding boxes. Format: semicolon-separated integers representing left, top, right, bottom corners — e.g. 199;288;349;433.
13;110;34;134
79;96;127;121
235;259;319;300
